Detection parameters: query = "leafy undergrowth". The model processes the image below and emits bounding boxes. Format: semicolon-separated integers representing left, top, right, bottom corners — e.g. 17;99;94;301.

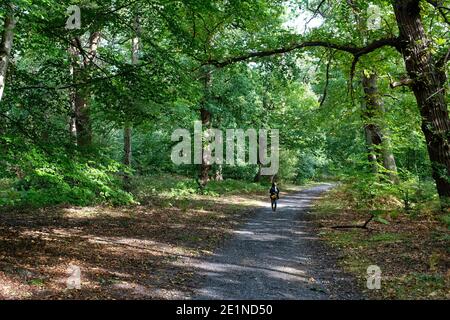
131;175;269;199
0;151;134;208
312;186;450;300
0;176;276;300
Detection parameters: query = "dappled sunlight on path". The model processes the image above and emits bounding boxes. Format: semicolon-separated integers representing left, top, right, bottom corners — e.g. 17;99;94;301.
187;184;361;300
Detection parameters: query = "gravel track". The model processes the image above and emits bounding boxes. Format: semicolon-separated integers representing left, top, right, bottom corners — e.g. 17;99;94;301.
189;184;362;300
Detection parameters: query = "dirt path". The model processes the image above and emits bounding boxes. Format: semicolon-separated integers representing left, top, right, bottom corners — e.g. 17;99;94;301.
0;183;363;300
186;184;362;300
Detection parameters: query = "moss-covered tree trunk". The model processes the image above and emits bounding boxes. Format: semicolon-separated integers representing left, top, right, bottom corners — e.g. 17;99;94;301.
362;72;399;183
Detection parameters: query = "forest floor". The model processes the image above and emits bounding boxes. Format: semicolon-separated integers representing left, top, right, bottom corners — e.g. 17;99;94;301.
311;187;450;300
0;181;362;300
0;179;448;299
0;183;272;299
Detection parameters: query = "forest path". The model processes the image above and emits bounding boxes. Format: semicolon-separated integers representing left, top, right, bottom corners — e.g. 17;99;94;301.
187;184;362;300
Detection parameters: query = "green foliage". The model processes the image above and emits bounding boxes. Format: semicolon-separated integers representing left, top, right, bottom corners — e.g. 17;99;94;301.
338;172;439;214
132;174;267;202
0;0;448;212
204;179;267;196
131;175;197;200
442;214;450;230
1;149;133;207
0;179;20;206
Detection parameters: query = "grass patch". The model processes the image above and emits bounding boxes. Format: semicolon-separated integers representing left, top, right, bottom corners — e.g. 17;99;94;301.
322;229;361;247
368;232;406;243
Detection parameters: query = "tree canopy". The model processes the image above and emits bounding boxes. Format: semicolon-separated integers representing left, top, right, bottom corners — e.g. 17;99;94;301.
0;0;449;208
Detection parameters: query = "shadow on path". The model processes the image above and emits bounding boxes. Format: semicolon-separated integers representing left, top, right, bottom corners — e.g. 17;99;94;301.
188;184;362;300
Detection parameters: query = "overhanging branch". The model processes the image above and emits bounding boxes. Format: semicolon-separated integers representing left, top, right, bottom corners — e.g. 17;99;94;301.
206;37;401;68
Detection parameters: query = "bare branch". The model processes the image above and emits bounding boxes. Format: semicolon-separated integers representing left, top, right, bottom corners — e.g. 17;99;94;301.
331;215;374;230
305;0;327;30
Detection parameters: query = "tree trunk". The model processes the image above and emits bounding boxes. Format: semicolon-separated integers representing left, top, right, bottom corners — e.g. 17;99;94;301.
254;163;262;182
381;135;399;183
68;56;77;141
199;103;212;188
0;4;16;103
123;14;140;187
362;72;399;183
68;41;78;141
254;92;271;183
198;68;213;189
69;32;101;149
214;164;223;181
347;1;399;182
123;125;132;188
364;124;380;174
123;126;132;168
394;0;450;202
75;91;92;147
123;125;132;166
